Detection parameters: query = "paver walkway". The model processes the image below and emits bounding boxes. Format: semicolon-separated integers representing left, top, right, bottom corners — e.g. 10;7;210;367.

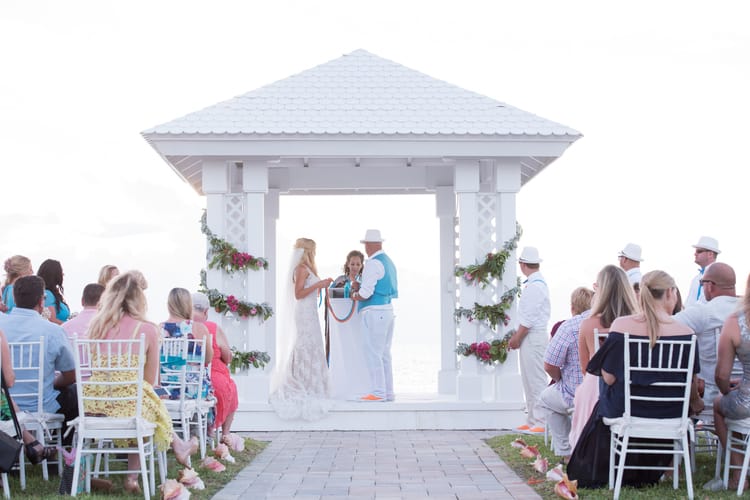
212;430;540;499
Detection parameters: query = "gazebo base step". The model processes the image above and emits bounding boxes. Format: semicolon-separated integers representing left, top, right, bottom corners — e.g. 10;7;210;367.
231;393;525;431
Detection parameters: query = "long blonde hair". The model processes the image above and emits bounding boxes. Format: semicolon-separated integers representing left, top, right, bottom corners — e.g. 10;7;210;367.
167;288;193;321
591;265;639;328
98;265;119;287
294;238;318;277
88;271;149;340
639;270;677;347
743;273;750;322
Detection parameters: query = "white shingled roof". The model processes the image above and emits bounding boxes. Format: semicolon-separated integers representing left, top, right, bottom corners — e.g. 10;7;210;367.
144;49;580;137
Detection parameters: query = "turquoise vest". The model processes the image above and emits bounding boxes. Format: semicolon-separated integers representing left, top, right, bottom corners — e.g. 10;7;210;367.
358;253;398;310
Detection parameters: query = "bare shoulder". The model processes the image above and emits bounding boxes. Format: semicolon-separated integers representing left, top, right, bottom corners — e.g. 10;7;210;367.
610;314;639;332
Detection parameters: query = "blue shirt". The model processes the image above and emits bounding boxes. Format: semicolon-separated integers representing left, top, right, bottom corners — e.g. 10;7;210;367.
1;285;16;312
0;308;75;413
44;289;70;322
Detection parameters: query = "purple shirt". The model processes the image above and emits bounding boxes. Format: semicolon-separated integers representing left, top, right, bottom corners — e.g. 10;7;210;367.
544;310;590;405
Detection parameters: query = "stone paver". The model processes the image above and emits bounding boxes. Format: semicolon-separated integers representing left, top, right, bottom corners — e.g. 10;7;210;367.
213;431;540;499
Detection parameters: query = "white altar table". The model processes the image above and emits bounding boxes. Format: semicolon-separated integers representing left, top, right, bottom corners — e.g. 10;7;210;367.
327;298;370;400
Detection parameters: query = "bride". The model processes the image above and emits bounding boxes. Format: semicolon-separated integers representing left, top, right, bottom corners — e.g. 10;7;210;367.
269;238;333;420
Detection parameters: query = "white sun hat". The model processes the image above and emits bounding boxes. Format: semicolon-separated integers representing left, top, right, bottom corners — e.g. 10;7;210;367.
518;246;543;264
360;229;385;243
692;236;721;254
618;243;643;262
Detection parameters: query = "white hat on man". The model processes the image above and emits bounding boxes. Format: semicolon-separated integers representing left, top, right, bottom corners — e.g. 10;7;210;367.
518;246;543;264
361;229;385;243
618;243;644;262
692;236;721;254
191;292;210;311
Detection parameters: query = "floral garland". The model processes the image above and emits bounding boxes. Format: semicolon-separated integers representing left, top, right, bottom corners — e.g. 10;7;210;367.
455;223;523;288
200;211;269;274
199;270;273;321
454;282;521;330
229;347;271;372
455;330;516;365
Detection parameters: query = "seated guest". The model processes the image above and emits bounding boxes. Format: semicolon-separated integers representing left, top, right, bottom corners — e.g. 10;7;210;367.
711;272;750;491
1;255;33;313
536;286;593;459
37;259;70;324
62;283;105;341
191;292;242;450
568;270;702;488
86;271;197;493
0;275;78;444
570;265;638;449
675;262;739;424
1;327;58;465
97;264;119;288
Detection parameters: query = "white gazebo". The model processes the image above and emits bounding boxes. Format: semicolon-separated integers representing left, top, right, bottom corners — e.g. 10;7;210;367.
142;49;581;430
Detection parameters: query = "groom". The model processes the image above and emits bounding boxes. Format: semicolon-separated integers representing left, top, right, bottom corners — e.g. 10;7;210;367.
351;229;398;402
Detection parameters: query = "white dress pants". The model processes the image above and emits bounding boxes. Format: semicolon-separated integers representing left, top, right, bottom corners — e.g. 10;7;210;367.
538;385;573;456
361;307;395;399
519;329;548;426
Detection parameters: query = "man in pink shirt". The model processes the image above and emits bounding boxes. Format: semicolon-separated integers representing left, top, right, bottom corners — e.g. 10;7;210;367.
62;283;104;340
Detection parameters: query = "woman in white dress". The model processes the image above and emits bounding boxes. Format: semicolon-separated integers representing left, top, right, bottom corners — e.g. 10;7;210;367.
270;238;333;420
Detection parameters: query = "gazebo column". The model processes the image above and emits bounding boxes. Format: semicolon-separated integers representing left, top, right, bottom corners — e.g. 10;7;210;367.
436;186;457;395
454;160;483;401
202;158;229;328
492;158;525;402
238;161;270;401
264;188;280;393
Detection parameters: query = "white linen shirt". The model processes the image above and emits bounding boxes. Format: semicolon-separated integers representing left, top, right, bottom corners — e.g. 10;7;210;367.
675;295;739;383
685;272;707;308
626;267;642;286
518;271;550;334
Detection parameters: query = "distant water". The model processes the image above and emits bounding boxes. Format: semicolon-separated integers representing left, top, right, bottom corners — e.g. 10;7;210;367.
391;343;440;394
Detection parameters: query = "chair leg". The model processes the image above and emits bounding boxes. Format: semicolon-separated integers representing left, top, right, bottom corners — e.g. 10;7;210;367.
1;472;10;499
137;439;150;500
613;433;629;500
682;435;694;500
737;433;750;496
723;429;733;489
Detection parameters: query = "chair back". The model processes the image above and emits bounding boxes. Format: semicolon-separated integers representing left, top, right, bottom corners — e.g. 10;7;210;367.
7;338;45;413
184;337;207;401
593;328;608;354
73;335;146;420
159;336;206;401
622;333;696;420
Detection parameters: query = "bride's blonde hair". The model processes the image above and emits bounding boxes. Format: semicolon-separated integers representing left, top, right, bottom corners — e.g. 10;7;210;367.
294;238;318;277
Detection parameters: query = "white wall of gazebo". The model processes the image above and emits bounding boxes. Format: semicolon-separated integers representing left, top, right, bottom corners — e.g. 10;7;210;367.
142;49;580;429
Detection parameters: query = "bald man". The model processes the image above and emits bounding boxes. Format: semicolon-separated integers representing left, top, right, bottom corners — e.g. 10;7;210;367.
675;262;739;423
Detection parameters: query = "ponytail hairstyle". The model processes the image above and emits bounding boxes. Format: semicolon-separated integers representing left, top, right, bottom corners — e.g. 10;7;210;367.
294;238;318;278
639;270;677;347
590;265;639;328
88;271;149;340
167;288;193;321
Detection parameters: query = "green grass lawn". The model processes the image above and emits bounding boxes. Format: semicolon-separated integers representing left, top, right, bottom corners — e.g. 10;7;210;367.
2;437;267;499
487;433;741;499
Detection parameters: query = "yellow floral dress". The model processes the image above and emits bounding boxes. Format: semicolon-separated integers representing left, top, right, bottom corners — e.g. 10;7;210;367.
83;324;173;451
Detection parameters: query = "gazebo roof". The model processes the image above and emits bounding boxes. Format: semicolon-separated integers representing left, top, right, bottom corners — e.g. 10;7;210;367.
142;49;581;195
145;49;579;137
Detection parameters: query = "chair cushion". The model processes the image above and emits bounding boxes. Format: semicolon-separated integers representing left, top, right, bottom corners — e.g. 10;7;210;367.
603;416;691;439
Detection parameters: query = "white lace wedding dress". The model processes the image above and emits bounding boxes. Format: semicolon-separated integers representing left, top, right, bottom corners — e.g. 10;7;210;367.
269;266;332;420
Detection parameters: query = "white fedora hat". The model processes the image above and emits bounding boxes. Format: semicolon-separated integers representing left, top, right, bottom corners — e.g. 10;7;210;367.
618;243;643;262
692;236;721;254
360;229;385;243
518;246;543;264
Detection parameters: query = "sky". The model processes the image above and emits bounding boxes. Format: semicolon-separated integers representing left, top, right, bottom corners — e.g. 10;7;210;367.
1;1;749;390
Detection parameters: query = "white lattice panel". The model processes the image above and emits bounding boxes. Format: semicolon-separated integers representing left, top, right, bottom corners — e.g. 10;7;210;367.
224;194;246;248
